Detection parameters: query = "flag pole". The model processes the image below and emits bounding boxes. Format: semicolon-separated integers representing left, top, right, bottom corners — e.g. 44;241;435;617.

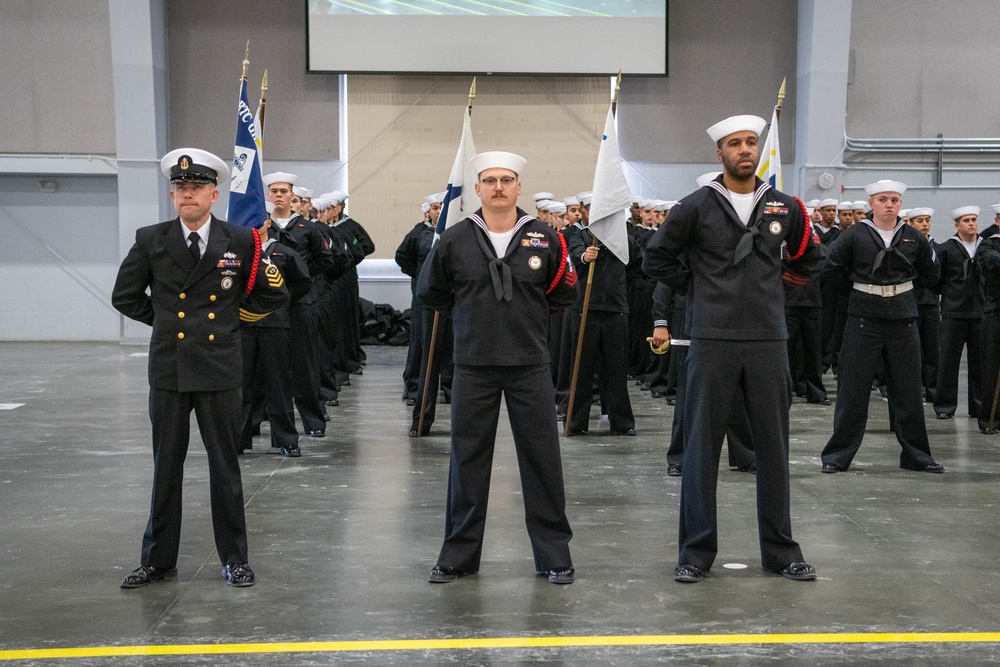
417;77;476;437
565;70;621;437
258;69;268;138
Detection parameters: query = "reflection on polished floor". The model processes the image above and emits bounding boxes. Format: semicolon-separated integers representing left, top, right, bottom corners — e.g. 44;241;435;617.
2;342;1000;665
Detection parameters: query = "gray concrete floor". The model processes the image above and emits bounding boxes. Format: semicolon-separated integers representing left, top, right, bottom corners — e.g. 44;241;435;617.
2;342;1000;665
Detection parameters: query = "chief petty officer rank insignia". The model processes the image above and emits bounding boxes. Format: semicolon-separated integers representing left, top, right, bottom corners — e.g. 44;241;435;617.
262;258;284;288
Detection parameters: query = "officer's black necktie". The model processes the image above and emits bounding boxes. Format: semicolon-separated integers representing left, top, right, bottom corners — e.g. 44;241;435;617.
188;231;201;264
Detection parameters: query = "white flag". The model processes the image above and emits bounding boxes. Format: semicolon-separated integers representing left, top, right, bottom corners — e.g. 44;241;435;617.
586;104;632;265
436;106;477;240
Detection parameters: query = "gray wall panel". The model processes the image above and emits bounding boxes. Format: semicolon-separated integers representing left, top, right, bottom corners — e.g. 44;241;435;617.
619;0;798;165
848;0;1000;138
167;0;340;160
0;0;116;154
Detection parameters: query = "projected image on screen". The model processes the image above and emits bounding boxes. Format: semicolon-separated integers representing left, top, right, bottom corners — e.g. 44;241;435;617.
307;0;667;74
310;1;664;18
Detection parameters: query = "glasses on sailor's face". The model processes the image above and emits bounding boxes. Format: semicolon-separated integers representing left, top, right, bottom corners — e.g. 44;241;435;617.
480;176;517;188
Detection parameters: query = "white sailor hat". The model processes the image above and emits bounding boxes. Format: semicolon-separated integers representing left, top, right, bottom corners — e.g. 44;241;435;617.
424;194;440;206
293;186;313;198
852;201;867;209
898;209;911;218
864;180;906;196
563;196;580;207
326;190;347;205
818;198;839;207
472;151;526;176
548;202;567;214
577;191;593;206
805;199;821;208
653;201;670;212
991;203;1000;215
706;115;767;143
536;200;555;211
664;200;678;210
434;191;447;203
263;172;298;187
908;207;933;218
951;206;980;220
160;148;228;185
312;197;330;212
421;202;431;213
696;172;722;188
837;201;854;211
265;201;275;215
637;198;654;209
532;191;556;202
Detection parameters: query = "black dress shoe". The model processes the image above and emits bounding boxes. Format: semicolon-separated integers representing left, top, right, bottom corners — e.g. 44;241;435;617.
673;564;706;583
406;398;416;406
323;413;331;421
428;566;468;583
305;430;325;438
408;427;430;437
666;399;676;406
556;412;566;422
920;462;945;473
650;391;666;398
735;463;756;473
326;398;340;407
769;561;816;581
808;398;832;405
611;428;637;436
936;413;953;420
342;379;351;387
545;567;575;584
566;428;588;436
222;563;255;587
821;463;842;473
667;464;682;477
351;367;364;375
280;445;301;457
121;564;176;589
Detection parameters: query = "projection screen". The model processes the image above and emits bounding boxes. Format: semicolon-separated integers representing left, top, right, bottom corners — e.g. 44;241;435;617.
306;0;667;75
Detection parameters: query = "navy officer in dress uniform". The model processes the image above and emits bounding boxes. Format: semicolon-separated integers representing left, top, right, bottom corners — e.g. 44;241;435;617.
113;148;287;588
819;180;943;474
419;151;579;585
643;115;822;584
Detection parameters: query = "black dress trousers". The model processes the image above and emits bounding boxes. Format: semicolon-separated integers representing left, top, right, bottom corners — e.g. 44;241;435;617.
821;316;937;471
934;317;982;417
436;363;573;574
567;310;635;433
978;312;1000;431
240;327;298;451
143;387;248;568
678;338;803;572
289;302;327;433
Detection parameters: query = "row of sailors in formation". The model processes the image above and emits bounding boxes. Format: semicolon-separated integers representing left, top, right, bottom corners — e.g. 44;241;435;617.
397;175;1000;475
240;171;376;457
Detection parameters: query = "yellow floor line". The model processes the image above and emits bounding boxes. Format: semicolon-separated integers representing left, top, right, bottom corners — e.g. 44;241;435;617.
3;632;1000;661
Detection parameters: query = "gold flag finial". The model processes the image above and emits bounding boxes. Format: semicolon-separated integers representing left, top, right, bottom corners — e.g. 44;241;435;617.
467;77;477;113
774;77;787;122
261;69;269;97
611;69;623;116
241;40;250;80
